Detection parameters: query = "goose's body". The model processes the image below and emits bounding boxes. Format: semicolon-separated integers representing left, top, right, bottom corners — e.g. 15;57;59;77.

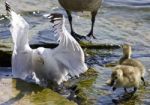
7;3;87;85
58;0;101;12
58;0;102;39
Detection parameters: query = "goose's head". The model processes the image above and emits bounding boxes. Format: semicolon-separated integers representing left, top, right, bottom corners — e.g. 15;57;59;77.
48;13;63;23
122;44;132;58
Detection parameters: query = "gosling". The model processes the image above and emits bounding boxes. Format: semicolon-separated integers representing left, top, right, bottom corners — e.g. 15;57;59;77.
58;0;102;39
119;44;145;85
109;65;142;93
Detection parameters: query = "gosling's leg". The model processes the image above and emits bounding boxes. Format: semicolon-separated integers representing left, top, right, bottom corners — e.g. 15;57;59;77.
132;87;137;94
112;87;116;91
87;11;97;39
124;88;128;93
66;10;85;40
141;77;146;86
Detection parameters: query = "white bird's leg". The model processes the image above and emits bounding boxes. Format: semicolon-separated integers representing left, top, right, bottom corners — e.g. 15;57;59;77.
87;11;97;39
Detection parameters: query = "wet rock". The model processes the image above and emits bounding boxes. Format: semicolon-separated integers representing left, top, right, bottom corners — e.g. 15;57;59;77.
0;42;120;67
0;78;77;105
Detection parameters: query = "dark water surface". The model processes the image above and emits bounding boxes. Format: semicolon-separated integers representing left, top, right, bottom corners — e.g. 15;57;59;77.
0;0;150;105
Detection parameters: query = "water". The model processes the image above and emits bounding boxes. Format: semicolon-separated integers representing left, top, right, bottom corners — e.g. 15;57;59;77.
0;0;150;105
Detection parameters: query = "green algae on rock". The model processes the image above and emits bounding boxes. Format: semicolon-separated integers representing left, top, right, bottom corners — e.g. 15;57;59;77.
0;78;77;105
79;41;120;49
67;68;98;105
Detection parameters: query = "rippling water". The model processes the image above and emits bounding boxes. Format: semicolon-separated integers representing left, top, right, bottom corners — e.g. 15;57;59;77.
0;0;150;105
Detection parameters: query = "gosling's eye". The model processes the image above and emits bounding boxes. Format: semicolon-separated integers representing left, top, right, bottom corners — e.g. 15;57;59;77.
115;77;117;79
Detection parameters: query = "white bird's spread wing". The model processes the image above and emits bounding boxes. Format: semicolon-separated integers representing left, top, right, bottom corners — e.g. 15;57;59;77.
10;11;30;51
10;10;33;79
52;26;88;77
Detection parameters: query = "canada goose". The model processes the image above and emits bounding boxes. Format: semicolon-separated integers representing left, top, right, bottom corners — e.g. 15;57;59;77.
109;65;142;93
119;44;145;85
58;0;102;39
6;2;87;86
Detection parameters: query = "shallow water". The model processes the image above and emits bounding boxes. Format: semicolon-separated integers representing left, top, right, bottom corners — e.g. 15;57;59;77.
0;0;150;105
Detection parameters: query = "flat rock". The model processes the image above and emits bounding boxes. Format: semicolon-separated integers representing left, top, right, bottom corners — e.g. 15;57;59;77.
0;78;77;105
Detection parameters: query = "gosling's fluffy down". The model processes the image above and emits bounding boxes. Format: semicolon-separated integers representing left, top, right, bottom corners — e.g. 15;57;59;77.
107;44;146;93
121;59;145;78
107;65;143;93
119;44;145;84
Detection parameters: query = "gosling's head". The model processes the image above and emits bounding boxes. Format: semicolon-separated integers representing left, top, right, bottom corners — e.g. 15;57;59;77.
122;44;132;58
108;69;123;86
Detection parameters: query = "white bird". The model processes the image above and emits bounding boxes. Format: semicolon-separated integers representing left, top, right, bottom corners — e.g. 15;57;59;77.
6;3;88;86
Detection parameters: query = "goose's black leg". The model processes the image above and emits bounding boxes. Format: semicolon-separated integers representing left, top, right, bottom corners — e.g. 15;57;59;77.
66;10;74;35
66;10;85;40
87;11;97;39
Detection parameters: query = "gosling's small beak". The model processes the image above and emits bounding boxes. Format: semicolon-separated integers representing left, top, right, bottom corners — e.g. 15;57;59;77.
110;79;115;86
106;79;115;87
